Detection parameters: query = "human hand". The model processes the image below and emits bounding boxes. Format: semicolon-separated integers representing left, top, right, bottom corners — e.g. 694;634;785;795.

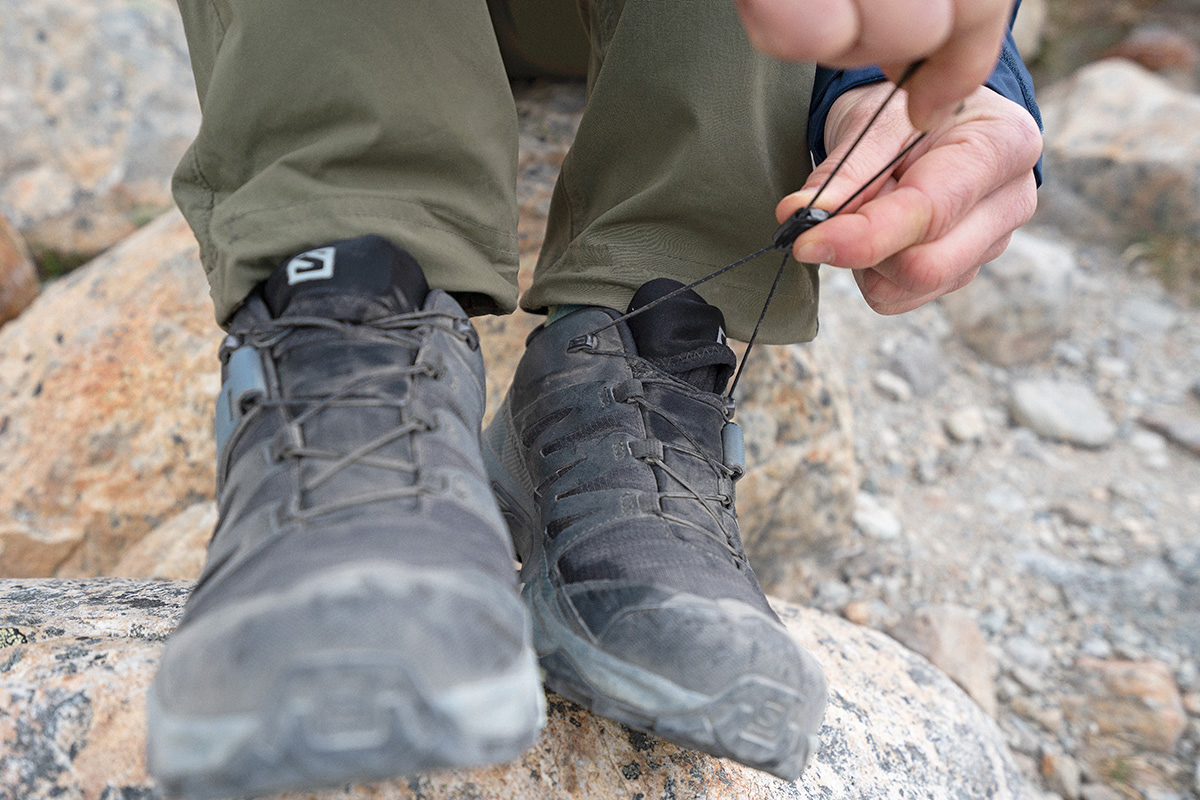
733;0;1013;129
777;81;1041;315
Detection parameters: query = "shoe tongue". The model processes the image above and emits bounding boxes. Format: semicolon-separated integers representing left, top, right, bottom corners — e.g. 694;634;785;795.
262;235;430;320
625;278;736;394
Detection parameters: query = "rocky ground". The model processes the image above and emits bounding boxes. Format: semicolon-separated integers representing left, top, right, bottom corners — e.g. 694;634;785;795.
1;0;1199;798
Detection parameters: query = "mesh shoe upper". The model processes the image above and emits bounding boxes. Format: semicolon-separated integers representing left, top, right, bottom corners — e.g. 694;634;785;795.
495;284;781;637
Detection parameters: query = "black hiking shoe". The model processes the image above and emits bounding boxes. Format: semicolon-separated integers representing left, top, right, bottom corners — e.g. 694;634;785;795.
483;279;827;780
147;236;543;799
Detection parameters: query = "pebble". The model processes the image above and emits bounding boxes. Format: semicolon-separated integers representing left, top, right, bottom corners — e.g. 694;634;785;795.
1064;658;1188;755
889;604;998;717
885;334;946;396
1041;749;1082;800
814;579;853;611
946;406;989;443
853;492;903;541
1140;406;1200;456
1117;296;1180;336
1011;378;1118;448
1079;785;1124;800
1051;499;1103;528
986;485;1030;514
1079;637;1114;659
1005;636;1054;672
1094;355;1131;380
1054;340;1089;367
842;601;872;626
873;369;913;402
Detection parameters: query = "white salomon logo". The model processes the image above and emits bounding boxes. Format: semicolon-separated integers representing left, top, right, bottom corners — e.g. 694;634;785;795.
286;247;336;285
717;326;727;346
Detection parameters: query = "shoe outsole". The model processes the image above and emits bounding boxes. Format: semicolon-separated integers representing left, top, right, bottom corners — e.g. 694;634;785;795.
148;568;545;800
522;547;826;782
483;411;827;782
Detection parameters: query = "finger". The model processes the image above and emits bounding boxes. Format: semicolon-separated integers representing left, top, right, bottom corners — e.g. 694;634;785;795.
733;0;858;63
858;172;1036;303
901;2;1011;128
854;261;984;316
830;0;953;70
793;184;933;268
776;87;915;223
794;98;1041;269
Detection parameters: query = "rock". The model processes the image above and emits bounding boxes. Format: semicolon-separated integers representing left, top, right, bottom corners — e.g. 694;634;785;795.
0;213;39;327
1139;406;1200;456
939;230;1077;366
945;406;988;443
1080;785;1124;800
1004;636;1053;673
883;334;945;396
0;0;199;259
1011;378;1117;448
872;370;913;402
1063;658;1188;785
841;600;871;626
0;579;1037;799
1117;297;1179;338
1011;0;1047;60
1039;61;1200;243
724;342;859;599
852;492;902;541
0;212;219;578
889;604;998;717
1104;25;1200;80
109;502;215;581
1041;749;1083;800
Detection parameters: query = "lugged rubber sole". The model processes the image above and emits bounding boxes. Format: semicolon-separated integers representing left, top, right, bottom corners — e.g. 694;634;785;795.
522;547;825;781
147;567;545;799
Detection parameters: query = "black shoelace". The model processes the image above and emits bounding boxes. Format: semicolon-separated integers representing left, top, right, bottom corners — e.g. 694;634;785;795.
581;62;934;412
240;310;477;519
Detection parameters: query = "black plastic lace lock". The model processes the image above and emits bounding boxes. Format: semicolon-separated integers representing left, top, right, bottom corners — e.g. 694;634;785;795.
773;206;831;251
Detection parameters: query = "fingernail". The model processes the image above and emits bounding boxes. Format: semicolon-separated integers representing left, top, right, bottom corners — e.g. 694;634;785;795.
795;241;834;265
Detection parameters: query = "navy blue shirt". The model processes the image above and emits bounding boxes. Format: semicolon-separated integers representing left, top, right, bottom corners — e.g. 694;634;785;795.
807;2;1043;184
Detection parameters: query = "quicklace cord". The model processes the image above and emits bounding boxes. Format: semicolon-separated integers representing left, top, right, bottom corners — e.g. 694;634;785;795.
578;62;933;404
725;250;790;401
580;244;777;338
802;61;922;213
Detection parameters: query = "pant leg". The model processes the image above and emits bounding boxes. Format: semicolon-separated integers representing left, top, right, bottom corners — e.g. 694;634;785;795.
173;0;521;325
523;0;820;344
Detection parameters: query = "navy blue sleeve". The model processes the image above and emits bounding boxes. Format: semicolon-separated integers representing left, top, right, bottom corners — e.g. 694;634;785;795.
807;5;1043;184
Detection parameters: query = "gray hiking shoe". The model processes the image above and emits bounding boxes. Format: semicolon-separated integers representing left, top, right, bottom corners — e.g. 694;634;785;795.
147;236;543;799
483;279;827;780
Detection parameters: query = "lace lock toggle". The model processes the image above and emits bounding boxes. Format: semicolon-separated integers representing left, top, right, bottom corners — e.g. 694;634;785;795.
215;345;269;461
721;420;745;477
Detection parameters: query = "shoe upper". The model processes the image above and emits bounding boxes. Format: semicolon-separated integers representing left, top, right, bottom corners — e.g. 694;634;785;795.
180;236;517;625
496;282;786;651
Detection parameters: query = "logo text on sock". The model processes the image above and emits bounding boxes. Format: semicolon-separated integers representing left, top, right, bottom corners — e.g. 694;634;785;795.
286;247;336;285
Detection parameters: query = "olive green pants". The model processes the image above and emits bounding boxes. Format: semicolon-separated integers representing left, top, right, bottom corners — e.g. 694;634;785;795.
173;0;819;342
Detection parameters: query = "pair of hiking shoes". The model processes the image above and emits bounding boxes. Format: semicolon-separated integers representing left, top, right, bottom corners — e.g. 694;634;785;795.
147;235;827;799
